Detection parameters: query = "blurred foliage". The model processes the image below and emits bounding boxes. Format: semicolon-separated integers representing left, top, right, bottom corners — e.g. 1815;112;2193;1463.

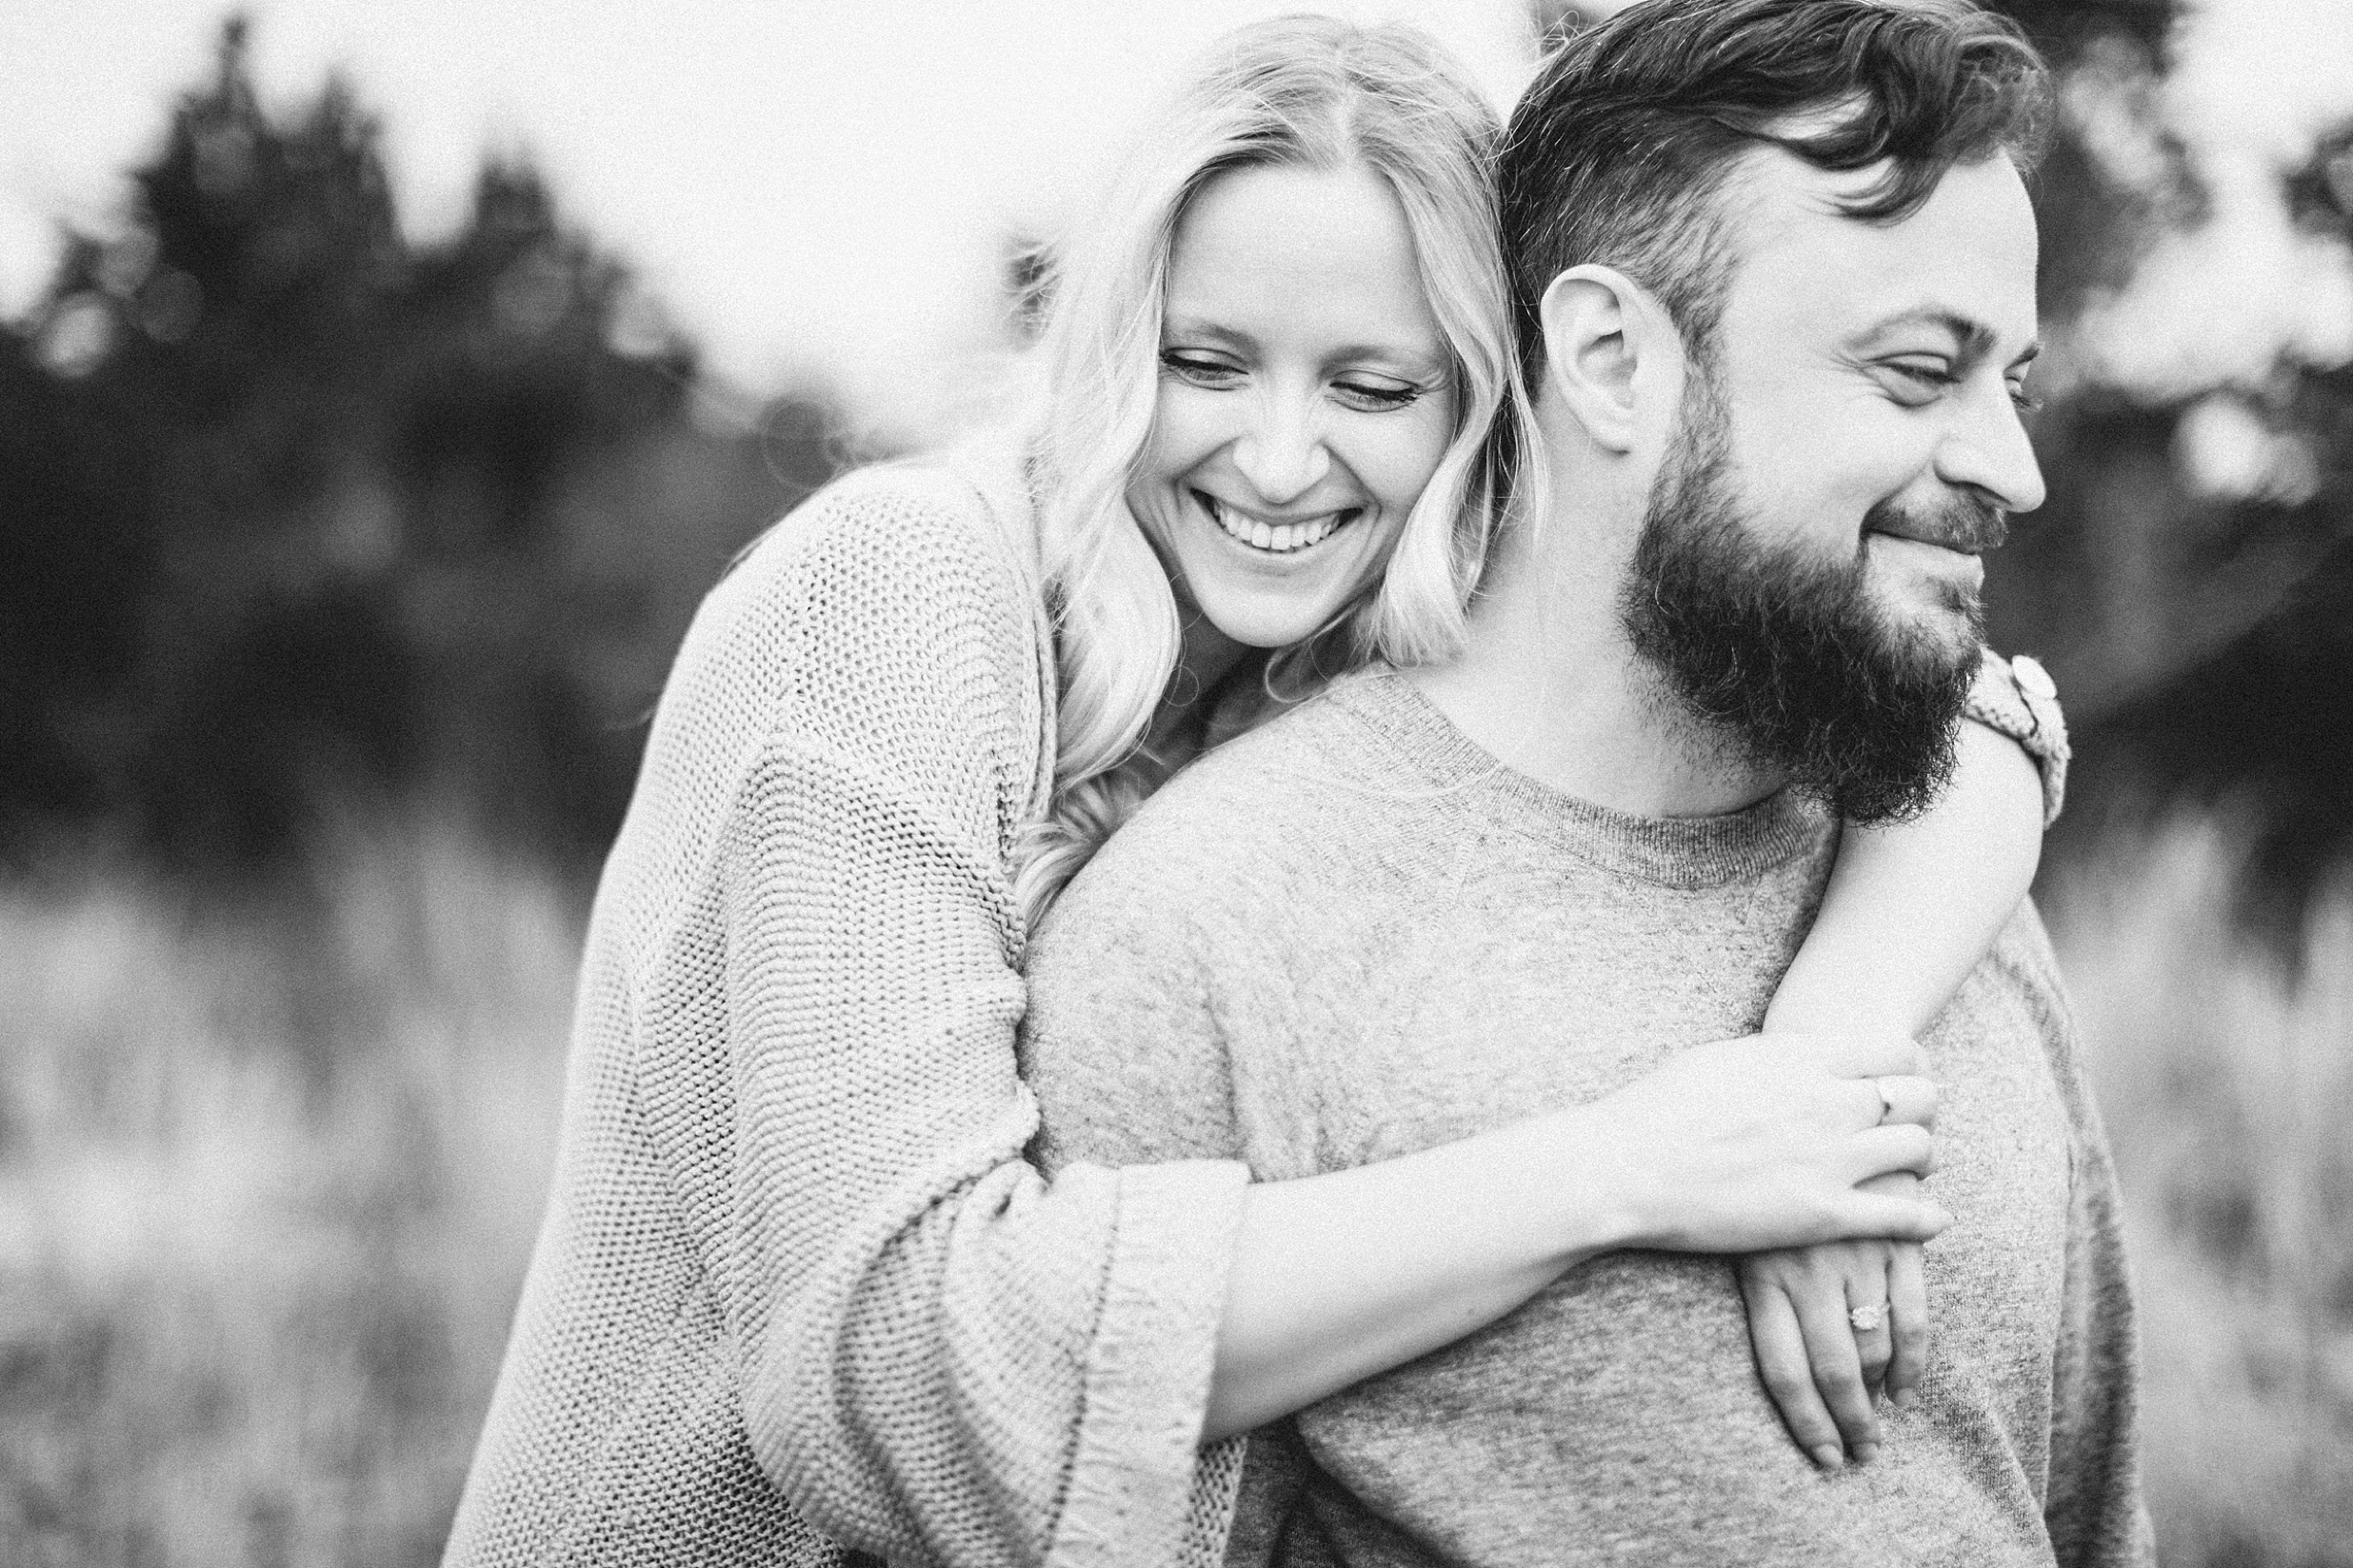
0;19;839;876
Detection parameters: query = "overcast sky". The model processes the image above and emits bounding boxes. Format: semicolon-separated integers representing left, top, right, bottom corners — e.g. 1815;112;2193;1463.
2;0;2348;440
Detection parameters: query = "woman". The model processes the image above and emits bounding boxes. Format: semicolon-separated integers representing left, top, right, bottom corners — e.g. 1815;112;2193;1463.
444;17;2062;1568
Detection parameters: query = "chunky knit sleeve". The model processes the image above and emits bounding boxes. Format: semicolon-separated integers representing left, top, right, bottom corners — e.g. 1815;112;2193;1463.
1964;647;2070;827
637;466;1249;1567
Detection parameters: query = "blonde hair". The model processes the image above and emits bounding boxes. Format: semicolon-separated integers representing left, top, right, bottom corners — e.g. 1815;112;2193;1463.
1012;14;1538;929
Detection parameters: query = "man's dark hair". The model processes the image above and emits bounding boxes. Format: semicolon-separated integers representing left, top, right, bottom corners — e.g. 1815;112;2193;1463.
1500;0;2052;379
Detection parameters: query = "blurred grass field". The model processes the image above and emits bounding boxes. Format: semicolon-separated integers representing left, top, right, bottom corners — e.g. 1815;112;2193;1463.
0;817;2346;1566
0;826;576;1567
2045;822;2353;1567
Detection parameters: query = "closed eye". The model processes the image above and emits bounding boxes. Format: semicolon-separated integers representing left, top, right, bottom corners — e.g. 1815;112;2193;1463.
1885;360;1957;385
1332;379;1424;412
1161;349;1243;387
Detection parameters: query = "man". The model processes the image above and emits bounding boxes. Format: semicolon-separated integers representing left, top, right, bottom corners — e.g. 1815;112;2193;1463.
1018;1;2148;1564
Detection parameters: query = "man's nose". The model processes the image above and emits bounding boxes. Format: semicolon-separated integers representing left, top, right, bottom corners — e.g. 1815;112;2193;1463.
1230;401;1332;505
1934;382;2047;515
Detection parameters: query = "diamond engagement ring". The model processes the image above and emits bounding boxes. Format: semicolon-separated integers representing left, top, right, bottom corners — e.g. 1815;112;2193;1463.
1848;1301;1889;1333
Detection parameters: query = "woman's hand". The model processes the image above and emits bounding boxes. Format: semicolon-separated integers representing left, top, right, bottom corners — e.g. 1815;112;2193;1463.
1572;1032;1947;1255
1740;1170;1929;1471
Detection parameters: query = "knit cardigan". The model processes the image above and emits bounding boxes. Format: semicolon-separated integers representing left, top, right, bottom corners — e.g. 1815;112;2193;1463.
442;450;1250;1568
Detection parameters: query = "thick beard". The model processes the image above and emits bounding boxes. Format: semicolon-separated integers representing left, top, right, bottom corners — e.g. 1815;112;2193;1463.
1619;373;1986;825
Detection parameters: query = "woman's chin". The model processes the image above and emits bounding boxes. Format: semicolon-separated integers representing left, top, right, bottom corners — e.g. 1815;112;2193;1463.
1176;541;1386;655
1196;598;1347;653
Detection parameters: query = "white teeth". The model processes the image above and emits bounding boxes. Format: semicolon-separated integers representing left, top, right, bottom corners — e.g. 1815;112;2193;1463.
1206;496;1347;555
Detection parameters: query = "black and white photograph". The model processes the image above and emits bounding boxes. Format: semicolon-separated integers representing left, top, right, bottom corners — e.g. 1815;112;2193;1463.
2;1;2348;1564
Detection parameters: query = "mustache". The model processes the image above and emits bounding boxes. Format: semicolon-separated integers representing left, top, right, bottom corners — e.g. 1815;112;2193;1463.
1864;493;2009;554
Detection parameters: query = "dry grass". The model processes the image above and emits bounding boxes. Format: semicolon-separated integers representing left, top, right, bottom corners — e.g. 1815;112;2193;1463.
2046;820;2353;1567
0;814;2344;1564
0;825;576;1568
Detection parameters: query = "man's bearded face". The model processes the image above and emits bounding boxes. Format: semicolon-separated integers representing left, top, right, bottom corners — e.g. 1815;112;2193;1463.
1619;364;1989;824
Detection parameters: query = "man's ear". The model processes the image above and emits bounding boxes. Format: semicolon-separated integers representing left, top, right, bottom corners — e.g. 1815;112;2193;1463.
1537;265;1679;455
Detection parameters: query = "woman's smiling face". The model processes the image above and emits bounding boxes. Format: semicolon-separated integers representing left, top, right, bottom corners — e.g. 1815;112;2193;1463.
1127;161;1458;651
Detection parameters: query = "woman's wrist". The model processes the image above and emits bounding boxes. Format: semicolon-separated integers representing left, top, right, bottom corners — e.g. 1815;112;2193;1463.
1762;995;1918;1042
1508;1102;1650;1263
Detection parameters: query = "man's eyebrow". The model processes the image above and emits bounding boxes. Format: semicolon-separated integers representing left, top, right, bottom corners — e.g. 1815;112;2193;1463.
1852;308;2041;368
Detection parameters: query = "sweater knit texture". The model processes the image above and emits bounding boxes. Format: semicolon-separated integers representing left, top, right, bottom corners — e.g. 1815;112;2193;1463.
1021;671;2150;1568
442;454;1252;1568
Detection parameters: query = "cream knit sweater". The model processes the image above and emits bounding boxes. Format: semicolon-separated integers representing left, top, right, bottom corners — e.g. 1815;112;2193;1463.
442;451;1249;1568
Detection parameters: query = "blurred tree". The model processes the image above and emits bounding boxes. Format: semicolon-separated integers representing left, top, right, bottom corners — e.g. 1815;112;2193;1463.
0;316;152;837
0;17;843;876
2054;125;2353;911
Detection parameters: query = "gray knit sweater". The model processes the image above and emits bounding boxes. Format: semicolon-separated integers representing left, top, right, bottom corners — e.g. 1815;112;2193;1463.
1022;672;2150;1568
443;456;1248;1568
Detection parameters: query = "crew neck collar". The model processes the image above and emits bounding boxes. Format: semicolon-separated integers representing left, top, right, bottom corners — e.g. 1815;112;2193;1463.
1327;670;1826;889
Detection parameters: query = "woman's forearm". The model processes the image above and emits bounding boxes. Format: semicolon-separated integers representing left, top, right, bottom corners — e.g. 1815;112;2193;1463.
1766;720;2044;1038
1205;1110;1626;1439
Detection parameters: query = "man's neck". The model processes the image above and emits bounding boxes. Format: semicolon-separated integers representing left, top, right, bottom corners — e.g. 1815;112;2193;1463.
1406;488;1784;821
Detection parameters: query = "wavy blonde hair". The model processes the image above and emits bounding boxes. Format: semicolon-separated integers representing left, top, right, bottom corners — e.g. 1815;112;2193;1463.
1012;14;1537;929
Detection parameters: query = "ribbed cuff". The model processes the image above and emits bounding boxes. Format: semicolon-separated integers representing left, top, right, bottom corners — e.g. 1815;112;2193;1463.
1963;648;2070;828
1047;1159;1251;1568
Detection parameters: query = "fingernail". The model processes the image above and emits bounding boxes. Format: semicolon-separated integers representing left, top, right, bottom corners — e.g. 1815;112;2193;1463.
1810;1444;1845;1471
1853;1442;1880;1465
1891;1389;1917;1410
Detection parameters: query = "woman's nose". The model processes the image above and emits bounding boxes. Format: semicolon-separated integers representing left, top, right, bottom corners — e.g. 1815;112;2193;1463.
1230;405;1332;505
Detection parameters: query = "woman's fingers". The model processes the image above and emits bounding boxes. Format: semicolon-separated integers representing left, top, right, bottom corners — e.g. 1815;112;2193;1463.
1844;1269;1895;1396
1785;1031;1926;1081
1826;1072;1938;1131
1741;1270;1848;1470
1789;1267;1883;1462
1840;1121;1937;1185
1884;1242;1931;1406
1822;1183;1951;1244
1870;1074;1938;1128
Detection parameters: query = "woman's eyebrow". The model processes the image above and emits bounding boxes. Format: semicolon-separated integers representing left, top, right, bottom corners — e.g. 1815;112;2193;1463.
1320;343;1446;375
1161;316;1258;350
